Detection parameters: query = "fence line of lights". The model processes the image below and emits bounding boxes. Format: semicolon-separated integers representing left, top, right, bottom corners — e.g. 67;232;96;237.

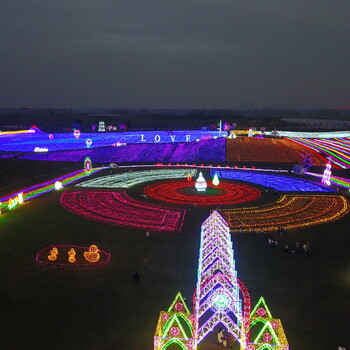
60;190;186;232
219;194;349;232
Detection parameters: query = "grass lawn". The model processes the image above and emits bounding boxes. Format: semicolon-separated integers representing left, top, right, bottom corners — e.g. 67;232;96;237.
0;161;349;350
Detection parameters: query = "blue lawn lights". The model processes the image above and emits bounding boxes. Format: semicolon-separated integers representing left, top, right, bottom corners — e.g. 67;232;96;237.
210;169;334;192
0;130;226;153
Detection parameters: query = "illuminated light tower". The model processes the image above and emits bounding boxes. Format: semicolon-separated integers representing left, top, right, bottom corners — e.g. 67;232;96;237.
212;173;220;186
322;162;332;186
195;172;207;192
193;211;250;349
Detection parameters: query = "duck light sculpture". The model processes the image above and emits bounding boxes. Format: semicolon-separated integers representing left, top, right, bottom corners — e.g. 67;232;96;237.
48;247;58;261
68;248;76;263
84;245;100;263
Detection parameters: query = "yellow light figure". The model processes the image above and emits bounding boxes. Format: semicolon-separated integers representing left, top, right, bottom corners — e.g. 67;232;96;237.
187;173;192;182
48;247;58;261
84;245;100;263
68;248;76;263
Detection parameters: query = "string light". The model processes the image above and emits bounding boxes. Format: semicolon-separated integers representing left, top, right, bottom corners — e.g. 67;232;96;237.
76;169;198;189
60;190;186;232
144;180;261;206
220;194;349;232
211;169;333;192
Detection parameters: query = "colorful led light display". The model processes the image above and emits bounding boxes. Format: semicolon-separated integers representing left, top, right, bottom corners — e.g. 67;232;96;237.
210;169;333;192
307;172;350;189
76;169;198;189
322;162;332;186
144;180;261;206
226;136;327;166
153;212;291;349
288;137;350;169
220;194;349;232
60;189;186;232
154;292;195;350
0;168;104;214
0;130;225;152
193;211;249;348
249;296;289;349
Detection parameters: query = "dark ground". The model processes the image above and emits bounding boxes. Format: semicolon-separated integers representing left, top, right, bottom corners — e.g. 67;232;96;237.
0;160;349;350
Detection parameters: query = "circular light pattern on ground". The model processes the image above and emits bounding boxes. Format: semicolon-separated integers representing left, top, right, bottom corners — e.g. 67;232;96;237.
144;180;261;206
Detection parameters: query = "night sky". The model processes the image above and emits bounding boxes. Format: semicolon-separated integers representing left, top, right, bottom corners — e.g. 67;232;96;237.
1;0;349;109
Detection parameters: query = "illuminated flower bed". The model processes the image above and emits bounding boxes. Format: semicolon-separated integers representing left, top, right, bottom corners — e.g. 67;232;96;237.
0;130;225;152
18;138;226;163
76;169;197;189
220;194;349;232
226;137;327;165
36;245;111;268
288;137;350;169
60;190;186;232
211;169;333;192
144;180;261;206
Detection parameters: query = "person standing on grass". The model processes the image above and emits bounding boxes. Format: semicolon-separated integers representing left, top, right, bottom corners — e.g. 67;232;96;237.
303;242;307;254
134;271;140;285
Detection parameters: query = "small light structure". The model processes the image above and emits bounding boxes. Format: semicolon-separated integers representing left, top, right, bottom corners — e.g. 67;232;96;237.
84;245;100;263
49;134;53;140
212;173;220;186
195;172;207;192
86;138;92;148
73;129;81;139
18;192;24;204
84;157;92;173
322;162;332;186
48;247;58;261
68;248;76;263
55;181;63;190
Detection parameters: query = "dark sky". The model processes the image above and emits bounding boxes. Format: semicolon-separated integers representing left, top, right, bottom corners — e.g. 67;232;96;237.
1;0;349;109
